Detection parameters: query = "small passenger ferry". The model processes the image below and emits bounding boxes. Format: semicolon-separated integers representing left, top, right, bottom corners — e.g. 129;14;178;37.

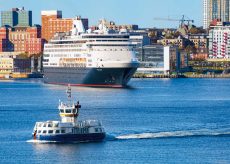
32;85;106;142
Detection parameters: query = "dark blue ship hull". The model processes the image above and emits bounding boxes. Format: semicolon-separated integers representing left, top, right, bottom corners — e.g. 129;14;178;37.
43;67;137;87
35;132;106;143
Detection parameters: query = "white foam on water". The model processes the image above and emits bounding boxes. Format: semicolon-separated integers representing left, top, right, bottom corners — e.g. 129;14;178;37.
26;139;58;143
116;129;230;140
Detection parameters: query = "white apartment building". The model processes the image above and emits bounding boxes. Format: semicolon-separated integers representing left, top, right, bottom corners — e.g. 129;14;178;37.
209;25;230;58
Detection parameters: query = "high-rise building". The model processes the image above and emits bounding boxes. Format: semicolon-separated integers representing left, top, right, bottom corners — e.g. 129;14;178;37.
204;0;230;29
41;10;88;42
203;0;209;29
1;7;32;27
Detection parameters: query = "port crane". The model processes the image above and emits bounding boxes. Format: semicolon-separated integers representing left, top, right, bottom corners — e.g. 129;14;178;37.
154;15;194;27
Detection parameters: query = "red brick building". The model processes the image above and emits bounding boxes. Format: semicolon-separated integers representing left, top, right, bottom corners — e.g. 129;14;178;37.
41;10;88;42
0;25;44;56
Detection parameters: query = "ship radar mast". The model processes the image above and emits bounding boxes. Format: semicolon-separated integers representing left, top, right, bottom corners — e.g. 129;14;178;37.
66;84;72;103
58;84;81;123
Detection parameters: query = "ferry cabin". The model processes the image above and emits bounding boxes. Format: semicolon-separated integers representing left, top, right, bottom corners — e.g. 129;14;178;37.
34;120;104;137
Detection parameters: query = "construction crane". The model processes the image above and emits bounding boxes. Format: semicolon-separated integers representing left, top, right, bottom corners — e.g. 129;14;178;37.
154;15;194;27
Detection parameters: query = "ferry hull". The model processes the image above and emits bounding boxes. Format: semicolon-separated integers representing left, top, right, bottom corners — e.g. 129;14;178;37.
43;67;137;87
34;132;106;143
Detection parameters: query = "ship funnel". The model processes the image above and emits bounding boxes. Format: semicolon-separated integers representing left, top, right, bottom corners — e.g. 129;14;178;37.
71;16;85;35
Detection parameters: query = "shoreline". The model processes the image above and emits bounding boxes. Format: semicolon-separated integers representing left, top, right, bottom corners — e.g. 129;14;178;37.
133;74;230;78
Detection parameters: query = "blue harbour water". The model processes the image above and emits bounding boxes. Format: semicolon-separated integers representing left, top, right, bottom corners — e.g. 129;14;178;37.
0;78;230;163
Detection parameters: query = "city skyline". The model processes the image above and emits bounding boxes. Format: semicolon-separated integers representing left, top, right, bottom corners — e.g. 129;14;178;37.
0;0;202;28
203;0;230;29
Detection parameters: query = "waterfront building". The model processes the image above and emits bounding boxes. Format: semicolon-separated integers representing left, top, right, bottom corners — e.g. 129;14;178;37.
0;52;31;77
203;0;230;29
0;56;13;74
8;25;44;55
188;34;208;50
135;45;181;74
188;34;208;59
1;7;32;27
157;38;185;49
0;25;44;56
208;24;230;58
41;10;88;42
130;35;150;47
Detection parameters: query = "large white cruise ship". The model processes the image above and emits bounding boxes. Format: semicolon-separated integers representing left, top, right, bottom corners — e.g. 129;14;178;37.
43;17;139;87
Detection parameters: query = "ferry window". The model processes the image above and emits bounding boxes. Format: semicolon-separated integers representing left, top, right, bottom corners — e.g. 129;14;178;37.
38;130;41;133
48;124;52;127
55;130;60;134
54;123;58;127
43;123;46;127
73;109;76;113
66;109;71;113
61;130;65;134
38;124;42;127
43;130;47;134
48;130;53;134
95;128;98;132
60;109;64;113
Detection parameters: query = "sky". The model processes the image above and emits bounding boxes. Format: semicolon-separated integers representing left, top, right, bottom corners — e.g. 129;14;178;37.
0;0;203;28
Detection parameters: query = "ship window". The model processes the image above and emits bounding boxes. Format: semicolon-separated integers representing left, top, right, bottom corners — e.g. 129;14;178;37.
38;130;41;133
43;59;49;62
65;109;71;113
54;123;58;127
60;109;64;113
95;128;98;132
61;130;65;134
73;109;76;113
48;130;53;134
48;124;52;127
38;123;42;127
43;123;46;127
43;130;47;134
55;130;60;134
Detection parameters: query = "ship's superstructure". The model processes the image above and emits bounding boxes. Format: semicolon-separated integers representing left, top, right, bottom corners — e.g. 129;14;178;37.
43;17;139;87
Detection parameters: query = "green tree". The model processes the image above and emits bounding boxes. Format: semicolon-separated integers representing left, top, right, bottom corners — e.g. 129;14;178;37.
189;27;199;34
